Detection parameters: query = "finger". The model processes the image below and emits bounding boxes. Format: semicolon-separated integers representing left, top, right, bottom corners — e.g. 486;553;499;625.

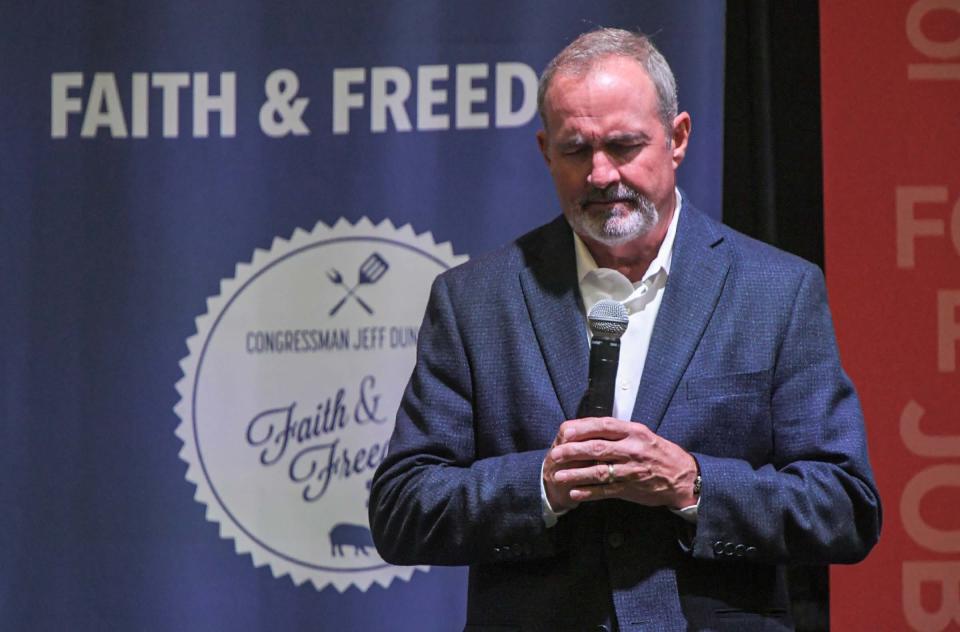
560;417;633;443
570;482;623;502
547;459;596;474
550;439;622;464
553;461;615;487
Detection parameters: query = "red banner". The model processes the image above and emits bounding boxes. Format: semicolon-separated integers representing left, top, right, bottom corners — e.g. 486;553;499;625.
821;1;960;629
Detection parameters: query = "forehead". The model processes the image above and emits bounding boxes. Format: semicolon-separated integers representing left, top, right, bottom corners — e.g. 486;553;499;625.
543;56;660;136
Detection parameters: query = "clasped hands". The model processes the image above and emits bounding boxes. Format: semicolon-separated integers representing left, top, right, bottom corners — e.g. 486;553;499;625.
543;417;699;514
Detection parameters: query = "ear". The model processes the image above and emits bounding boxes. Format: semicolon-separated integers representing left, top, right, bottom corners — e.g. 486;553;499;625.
671;112;691;169
536;129;551;167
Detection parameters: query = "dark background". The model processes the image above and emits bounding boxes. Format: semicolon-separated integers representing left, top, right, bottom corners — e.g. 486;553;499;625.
723;2;828;629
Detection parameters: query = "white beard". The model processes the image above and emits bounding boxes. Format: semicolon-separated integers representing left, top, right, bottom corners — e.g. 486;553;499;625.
566;184;659;246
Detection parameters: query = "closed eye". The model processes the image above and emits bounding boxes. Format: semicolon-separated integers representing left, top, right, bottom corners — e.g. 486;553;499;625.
606;141;644;155
560;144;589;156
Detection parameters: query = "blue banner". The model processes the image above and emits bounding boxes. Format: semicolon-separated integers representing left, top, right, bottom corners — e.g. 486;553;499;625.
1;2;724;629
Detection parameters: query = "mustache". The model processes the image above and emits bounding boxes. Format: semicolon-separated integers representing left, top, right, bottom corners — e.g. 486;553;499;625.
579;184;645;207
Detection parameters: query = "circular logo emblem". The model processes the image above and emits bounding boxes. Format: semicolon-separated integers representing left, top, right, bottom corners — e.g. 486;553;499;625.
174;217;467;591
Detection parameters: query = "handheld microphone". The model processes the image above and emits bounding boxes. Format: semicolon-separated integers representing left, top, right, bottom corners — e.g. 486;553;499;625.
579;299;629;418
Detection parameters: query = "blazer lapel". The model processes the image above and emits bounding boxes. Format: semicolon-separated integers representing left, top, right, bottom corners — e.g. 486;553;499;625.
518;217;589;422
632;204;730;430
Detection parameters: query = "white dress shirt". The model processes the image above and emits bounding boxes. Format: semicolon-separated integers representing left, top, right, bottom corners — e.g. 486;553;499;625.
542;189;697;526
574;193;679;420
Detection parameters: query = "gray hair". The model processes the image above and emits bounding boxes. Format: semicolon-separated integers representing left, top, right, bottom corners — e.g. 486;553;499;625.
537;28;678;133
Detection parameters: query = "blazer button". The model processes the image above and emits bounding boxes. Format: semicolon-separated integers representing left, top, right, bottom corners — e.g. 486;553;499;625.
607;532;625;549
746;546;757;559
713;541;725;555
734;544;746;557
723;542;736;556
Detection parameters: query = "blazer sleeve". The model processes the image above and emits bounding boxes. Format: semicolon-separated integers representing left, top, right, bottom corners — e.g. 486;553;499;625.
689;265;882;564
368;273;556;566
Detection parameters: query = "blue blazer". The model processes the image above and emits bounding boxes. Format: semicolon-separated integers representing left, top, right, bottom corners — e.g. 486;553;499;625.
370;201;881;631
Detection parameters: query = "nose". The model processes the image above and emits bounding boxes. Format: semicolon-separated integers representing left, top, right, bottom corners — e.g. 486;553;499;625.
586;150;619;189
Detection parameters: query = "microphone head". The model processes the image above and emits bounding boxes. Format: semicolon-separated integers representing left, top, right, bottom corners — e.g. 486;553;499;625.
587;299;629;339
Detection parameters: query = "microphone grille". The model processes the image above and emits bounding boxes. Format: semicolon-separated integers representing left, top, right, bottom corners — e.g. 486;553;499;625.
587;299;629;339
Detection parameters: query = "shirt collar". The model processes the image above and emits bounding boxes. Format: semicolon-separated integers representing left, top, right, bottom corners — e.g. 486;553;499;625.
574;187;682;286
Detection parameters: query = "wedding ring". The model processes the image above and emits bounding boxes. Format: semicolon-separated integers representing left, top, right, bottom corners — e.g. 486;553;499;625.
606;462;616;484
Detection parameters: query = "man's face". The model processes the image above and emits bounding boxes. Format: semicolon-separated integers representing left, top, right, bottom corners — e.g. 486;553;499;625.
537;56;690;247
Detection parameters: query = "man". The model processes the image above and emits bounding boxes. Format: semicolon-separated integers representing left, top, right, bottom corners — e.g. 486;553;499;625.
370;28;880;631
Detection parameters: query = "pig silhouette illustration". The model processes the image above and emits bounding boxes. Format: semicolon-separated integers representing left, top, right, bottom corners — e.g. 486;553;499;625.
330;523;375;556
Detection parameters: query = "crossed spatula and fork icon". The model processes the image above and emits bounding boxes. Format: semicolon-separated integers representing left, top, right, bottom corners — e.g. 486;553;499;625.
326;253;390;316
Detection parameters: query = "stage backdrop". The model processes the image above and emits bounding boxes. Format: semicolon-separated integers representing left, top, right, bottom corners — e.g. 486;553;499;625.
822;1;960;630
0;2;725;630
